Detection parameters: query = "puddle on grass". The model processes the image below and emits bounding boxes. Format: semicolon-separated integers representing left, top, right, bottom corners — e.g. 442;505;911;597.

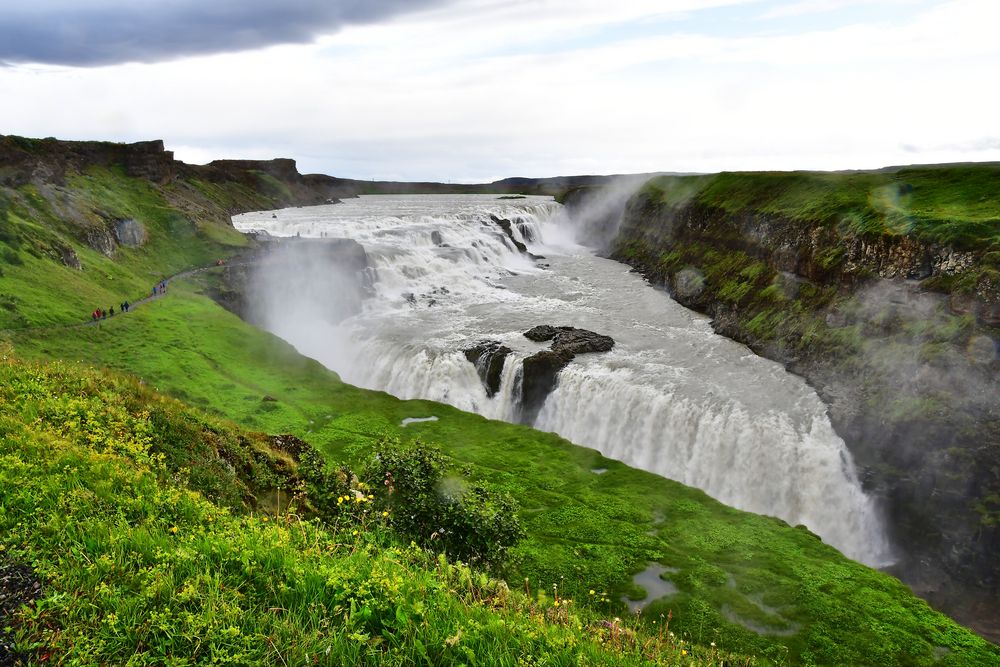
720;580;801;637
647;510;666;536
721;605;801;637
400;416;439;427
622;563;679;613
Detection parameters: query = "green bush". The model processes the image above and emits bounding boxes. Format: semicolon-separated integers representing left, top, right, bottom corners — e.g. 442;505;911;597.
1;247;22;266
363;438;524;569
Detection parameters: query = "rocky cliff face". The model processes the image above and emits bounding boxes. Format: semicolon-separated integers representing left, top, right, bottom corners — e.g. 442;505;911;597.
0;135;359;265
608;183;1000;638
0;136;177;187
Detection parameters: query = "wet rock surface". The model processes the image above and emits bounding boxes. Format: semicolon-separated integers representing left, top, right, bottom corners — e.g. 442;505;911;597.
523;325;616;354
463;340;512;398
519;348;575;424
0;563;43;667
461;326;615;423
488;214;545;260
519;326;615;424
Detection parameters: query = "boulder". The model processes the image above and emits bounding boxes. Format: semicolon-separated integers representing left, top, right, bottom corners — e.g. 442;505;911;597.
489;214;528;253
518;325;615;424
524;325;615;355
113;218;147;247
58;244;81;270
85;227;116;256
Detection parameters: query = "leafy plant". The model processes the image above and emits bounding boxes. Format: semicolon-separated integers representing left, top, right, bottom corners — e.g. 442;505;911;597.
364;438;525;569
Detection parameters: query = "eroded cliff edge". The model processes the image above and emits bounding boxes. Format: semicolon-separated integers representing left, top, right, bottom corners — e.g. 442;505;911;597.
595;169;1000;638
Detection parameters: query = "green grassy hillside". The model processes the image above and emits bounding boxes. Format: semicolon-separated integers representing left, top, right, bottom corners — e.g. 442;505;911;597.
644;166;1000;250
1;153;998;664
0;166;249;329
5;277;999;665
1;350;744;666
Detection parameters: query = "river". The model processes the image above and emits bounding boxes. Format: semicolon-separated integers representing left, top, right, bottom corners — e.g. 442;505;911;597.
233;194;891;566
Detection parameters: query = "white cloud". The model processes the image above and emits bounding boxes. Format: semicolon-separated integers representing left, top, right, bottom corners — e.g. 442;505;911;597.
758;0;918;20
0;0;997;180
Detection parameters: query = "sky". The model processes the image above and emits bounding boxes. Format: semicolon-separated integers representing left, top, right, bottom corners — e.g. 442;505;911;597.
1;0;998;182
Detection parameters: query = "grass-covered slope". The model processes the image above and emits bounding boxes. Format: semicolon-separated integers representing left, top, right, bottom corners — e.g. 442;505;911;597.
5;280;999;665
1;350;750;666
1;146;998;664
646;166;1000;249
0;165;251;329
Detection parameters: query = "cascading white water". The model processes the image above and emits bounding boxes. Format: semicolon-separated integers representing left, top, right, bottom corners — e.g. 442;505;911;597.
234;195;891;566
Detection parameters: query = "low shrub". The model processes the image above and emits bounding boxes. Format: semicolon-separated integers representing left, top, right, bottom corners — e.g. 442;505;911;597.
363;438;524;570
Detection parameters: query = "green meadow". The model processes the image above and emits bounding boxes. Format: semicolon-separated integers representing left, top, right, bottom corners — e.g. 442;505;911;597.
1;163;998;664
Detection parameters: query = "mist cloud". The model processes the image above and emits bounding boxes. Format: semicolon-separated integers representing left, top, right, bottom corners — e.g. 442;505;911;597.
0;0;451;67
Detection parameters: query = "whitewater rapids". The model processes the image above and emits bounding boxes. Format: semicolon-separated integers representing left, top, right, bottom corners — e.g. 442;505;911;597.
234;195;891;566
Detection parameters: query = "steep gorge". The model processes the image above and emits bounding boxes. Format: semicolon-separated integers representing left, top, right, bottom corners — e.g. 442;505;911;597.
591;171;1000;638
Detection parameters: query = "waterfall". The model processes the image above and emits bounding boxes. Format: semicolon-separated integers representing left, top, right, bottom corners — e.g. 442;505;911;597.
233;195;891;566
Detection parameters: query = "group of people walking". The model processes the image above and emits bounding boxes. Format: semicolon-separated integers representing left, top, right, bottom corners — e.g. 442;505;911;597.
90;301;131;322
88;279;167;323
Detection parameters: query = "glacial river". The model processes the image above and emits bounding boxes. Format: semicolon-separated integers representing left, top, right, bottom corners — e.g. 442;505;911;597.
234;195;890;565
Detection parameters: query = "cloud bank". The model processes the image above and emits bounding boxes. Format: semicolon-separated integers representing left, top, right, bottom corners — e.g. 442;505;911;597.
1;0;998;179
0;0;449;66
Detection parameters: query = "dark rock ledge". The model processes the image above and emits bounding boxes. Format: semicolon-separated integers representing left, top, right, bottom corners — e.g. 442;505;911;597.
463;326;615;424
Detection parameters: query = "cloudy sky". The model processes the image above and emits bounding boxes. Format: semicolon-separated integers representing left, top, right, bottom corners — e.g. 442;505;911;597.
1;0;997;181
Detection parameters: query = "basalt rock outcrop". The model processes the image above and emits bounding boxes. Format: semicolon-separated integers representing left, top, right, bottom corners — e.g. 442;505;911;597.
523;325;615;354
487;214;544;259
0;135;354;222
0;136;177;187
113;218;148;248
462;326;615;424
463;340;512;398
519;326;615;423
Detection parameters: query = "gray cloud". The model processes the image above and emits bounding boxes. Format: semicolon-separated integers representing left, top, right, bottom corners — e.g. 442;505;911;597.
0;0;450;67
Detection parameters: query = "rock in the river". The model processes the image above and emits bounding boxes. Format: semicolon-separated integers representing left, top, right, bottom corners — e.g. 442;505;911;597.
463;340;512;398
519;348;575;424
518;325;615;423
463;326;615;423
489;214;528;252
524;325;615;355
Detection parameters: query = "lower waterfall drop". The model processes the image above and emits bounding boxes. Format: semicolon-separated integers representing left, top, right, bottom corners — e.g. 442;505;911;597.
233;194;892;566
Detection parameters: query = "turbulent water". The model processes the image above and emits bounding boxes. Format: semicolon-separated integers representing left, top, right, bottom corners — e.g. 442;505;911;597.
234;195;891;566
